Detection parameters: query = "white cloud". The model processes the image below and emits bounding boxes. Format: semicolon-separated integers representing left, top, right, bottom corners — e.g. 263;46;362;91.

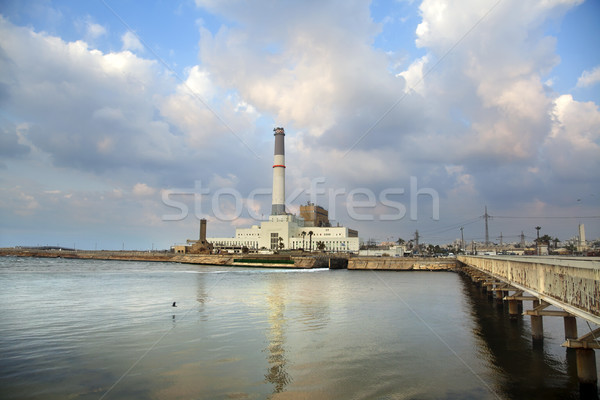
132;183;156;197
397;55;429;94
86;21;106;39
576;65;600;88
121;31;144;52
544;94;600;180
1;1;598;247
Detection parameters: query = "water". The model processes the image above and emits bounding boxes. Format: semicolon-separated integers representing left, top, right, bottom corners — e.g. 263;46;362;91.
0;257;597;399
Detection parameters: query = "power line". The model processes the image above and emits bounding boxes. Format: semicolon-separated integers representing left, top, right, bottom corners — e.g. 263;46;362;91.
493;215;600;219
418;217;481;236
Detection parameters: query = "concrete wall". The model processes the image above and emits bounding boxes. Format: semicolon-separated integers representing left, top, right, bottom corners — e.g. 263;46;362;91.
349;257;457;271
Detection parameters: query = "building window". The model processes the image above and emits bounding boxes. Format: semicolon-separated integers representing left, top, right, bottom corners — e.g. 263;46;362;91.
271;233;279;250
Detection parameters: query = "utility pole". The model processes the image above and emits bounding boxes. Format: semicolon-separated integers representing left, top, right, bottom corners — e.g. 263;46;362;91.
520;231;525;247
484;206;490;245
498;232;503;246
460;227;464;253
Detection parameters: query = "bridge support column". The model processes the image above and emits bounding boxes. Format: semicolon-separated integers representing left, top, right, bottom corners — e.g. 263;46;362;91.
495;288;504;305
563;327;600;393
576;349;597;392
564;316;578;340
531;300;544;341
508;299;519;319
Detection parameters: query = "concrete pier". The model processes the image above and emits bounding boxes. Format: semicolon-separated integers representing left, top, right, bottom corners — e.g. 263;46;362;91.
530;299;544;342
508;299;519;319
564;316;578;340
576;349;598;387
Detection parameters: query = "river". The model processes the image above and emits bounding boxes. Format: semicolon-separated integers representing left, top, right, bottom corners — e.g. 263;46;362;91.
0;257;597;399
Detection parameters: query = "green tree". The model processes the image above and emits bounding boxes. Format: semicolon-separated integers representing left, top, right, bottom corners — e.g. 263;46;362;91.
316;241;326;251
308;231;314;251
552;237;560;249
538;234;552;245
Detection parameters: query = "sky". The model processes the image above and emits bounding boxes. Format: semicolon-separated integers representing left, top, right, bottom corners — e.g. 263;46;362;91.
1;0;599;250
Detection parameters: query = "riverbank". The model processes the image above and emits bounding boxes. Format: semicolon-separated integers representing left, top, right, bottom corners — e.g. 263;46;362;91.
0;248;458;270
0;248;340;269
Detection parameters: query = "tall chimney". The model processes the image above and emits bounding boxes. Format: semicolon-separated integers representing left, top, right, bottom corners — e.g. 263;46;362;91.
579;223;586;248
199;218;207;243
271;127;286;215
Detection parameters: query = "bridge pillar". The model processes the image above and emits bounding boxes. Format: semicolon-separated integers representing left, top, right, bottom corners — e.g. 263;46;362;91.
508;299;519;319
531;300;544;341
564;316;578;340
495;288;504;305
576;349;598;391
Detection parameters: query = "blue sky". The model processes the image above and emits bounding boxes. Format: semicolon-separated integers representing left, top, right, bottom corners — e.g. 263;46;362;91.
1;0;599;250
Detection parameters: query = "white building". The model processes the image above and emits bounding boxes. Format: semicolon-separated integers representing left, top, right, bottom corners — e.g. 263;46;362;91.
208;127;360;253
210;214;360;252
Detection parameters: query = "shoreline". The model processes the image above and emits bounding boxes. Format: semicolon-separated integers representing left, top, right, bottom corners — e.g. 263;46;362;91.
0;248;458;271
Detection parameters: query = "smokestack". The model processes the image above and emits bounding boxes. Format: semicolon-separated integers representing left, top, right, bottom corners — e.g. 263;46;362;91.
579;223;586;248
271;127;286;215
199;219;207;243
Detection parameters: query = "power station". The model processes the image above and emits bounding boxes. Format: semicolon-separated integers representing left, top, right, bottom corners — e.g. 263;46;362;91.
207;127;359;252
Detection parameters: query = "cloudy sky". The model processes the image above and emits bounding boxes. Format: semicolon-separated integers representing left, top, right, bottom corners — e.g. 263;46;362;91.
1;0;599;250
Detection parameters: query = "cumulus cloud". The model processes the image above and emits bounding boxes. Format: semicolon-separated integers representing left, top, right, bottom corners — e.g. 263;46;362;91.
0;121;30;158
1;0;598;247
544;95;600;181
0;18;173;171
190;0;599;241
132;183;156;197
576;65;600;88
121;31;144;52
86;20;106;39
197;0;406;138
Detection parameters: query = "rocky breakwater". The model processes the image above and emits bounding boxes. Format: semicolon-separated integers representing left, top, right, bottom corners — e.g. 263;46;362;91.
173;254;235;265
348;257;457;271
174;254;318;268
0;248;176;262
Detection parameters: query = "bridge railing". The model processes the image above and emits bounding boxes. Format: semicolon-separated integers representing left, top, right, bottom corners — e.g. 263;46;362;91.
457;255;600;325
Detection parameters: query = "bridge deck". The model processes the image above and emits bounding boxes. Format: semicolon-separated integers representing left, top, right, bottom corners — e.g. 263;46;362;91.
458;255;600;325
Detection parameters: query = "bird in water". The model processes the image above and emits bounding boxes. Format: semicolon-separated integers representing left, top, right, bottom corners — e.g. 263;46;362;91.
172;302;177;307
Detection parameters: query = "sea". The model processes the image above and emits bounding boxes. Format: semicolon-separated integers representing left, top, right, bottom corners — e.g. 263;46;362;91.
0;256;598;400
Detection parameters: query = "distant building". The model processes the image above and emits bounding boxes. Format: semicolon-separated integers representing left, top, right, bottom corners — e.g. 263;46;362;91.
359;245;405;257
300;202;330;227
172;219;213;254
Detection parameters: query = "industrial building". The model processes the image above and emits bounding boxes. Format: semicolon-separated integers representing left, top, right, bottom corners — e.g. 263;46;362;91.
208;127;360;253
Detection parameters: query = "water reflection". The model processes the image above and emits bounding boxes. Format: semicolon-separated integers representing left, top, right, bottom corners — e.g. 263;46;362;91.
264;276;291;393
196;273;208;306
459;273;581;400
196;273;210;322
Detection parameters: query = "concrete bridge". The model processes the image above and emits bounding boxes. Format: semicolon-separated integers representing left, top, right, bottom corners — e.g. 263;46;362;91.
458;255;600;392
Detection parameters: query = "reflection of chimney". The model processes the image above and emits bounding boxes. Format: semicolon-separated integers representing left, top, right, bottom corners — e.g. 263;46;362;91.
271;127;286;215
200;219;207;243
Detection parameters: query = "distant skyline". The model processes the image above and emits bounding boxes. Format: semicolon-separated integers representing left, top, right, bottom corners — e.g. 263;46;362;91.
1;0;599;250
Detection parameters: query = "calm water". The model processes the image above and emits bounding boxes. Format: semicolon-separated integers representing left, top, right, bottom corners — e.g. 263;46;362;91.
0;257;597;399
